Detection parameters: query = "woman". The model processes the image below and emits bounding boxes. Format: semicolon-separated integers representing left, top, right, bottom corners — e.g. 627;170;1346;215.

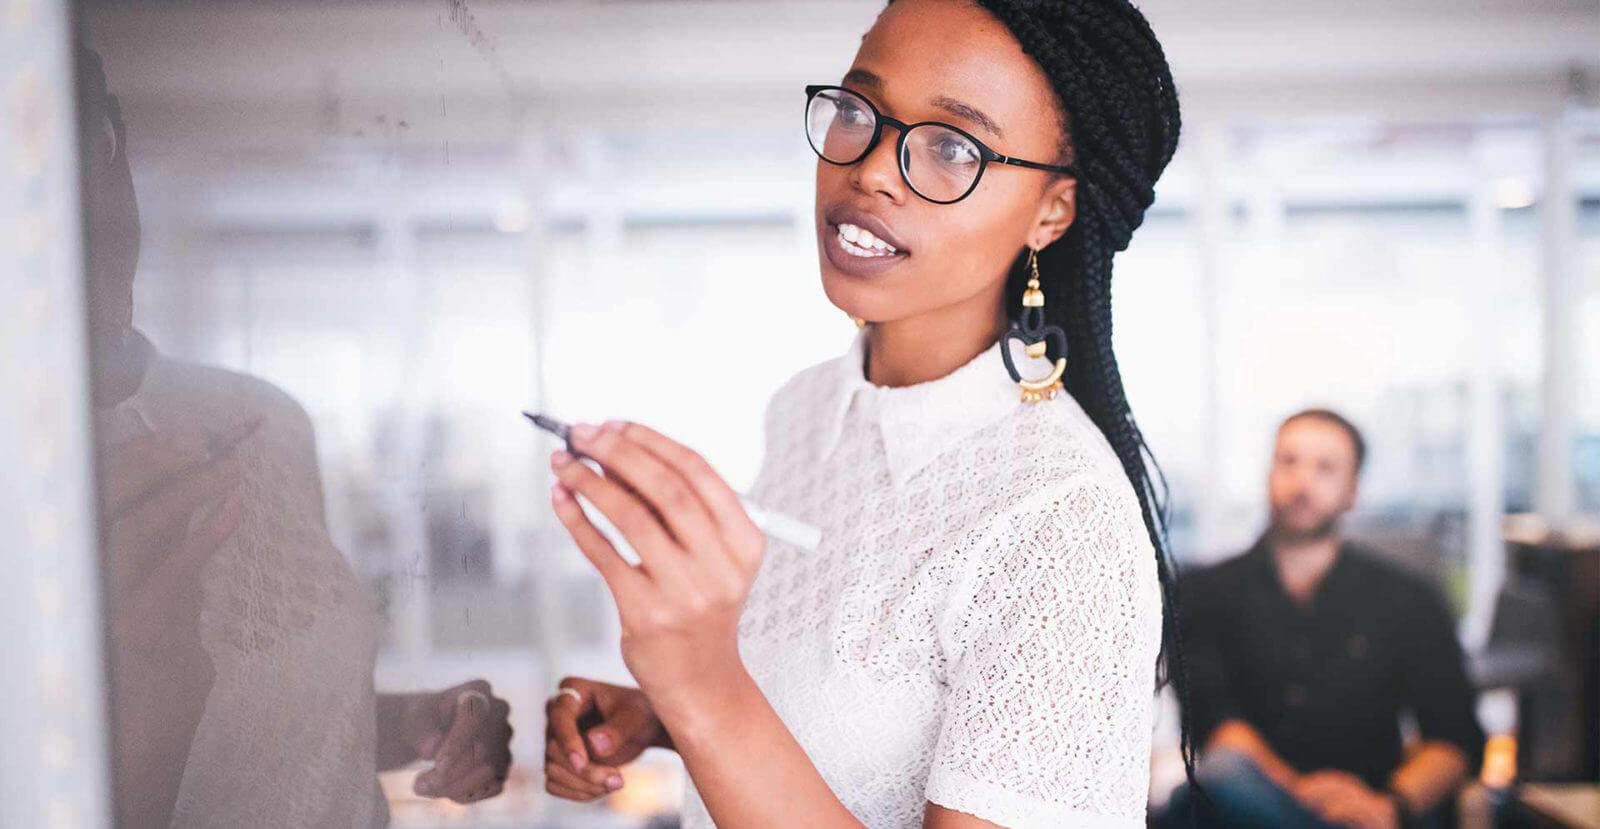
541;0;1188;826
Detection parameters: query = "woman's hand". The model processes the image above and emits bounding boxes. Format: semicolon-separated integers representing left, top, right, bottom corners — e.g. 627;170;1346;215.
547;420;765;719
99;430;244;829
542;677;672;801
101;430;244;657
403;680;514;804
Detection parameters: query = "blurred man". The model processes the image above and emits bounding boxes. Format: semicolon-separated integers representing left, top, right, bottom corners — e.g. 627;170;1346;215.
1164;409;1483;829
80;48;513;827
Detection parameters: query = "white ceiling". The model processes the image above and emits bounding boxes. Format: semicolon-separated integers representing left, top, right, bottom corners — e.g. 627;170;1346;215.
86;0;1600;154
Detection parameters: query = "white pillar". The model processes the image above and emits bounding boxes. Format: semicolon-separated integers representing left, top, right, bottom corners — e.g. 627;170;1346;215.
0;3;113;825
1463;148;1507;648
1536;111;1578;522
1191;121;1230;563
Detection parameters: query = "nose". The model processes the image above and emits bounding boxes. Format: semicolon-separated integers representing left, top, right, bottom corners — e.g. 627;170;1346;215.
849;126;907;204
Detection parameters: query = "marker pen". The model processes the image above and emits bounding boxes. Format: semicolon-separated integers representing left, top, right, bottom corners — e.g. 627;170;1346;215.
524;412;821;552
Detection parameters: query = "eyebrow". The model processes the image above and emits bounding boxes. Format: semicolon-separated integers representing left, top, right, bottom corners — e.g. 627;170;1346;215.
839;69;1005;140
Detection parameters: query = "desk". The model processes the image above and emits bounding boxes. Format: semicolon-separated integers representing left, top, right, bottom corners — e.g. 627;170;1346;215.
1518;784;1600;829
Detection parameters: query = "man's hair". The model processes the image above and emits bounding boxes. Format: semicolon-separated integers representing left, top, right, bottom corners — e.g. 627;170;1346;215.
1281;408;1366;473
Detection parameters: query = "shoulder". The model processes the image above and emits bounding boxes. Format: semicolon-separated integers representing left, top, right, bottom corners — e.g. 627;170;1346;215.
142;356;320;463
987;392;1147;533
755;348;853;474
1341;543;1451;610
958;394;1158;588
1186;547;1260;587
1177;548;1260;622
148;356;314;426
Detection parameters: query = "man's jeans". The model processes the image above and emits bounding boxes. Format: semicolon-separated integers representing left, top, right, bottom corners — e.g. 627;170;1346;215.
1154;751;1452;829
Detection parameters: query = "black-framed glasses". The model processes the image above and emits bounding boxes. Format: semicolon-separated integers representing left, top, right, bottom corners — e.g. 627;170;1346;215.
805;84;1076;205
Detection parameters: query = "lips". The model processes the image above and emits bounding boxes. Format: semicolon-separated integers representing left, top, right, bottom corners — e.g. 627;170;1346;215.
819;204;911;278
825;206;911;254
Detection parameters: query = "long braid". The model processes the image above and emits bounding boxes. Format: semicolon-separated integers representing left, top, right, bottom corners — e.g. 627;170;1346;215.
901;0;1202;808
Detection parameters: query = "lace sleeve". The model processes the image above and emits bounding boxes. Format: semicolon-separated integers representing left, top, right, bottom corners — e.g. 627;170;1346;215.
925;473;1162;828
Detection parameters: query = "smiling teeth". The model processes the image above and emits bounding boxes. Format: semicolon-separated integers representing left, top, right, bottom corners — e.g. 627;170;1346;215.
837;223;899;257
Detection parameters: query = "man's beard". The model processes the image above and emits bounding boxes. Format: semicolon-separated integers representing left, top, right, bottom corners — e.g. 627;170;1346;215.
1268;504;1341;545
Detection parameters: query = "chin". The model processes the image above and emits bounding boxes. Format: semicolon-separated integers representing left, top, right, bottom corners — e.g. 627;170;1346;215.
817;267;864;320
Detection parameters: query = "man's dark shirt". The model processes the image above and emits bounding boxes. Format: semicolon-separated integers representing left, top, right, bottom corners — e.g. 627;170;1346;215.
1179;539;1485;788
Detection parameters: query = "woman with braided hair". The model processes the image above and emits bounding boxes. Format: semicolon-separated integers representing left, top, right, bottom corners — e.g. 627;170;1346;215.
540;0;1188;826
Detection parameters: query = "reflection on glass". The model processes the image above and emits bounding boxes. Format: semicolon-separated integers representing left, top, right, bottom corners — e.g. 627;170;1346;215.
82;46;514;827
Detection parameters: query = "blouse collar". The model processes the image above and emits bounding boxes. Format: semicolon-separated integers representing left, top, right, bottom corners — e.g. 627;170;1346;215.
818;327;1058;489
93;331;161;443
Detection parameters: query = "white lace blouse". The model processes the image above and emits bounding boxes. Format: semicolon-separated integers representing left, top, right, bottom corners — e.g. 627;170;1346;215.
679;329;1163;829
97;345;387;828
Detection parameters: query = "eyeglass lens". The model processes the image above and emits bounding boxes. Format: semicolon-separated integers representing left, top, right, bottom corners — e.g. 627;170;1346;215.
806;87;984;203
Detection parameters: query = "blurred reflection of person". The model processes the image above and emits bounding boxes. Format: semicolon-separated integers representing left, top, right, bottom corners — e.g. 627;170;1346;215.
1159;410;1484;829
79;48;513;827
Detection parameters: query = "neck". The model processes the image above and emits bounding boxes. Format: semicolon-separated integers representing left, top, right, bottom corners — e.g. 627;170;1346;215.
863;285;1008;388
1267;530;1342;607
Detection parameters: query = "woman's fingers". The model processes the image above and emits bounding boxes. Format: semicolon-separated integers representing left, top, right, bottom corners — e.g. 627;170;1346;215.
110;487;243;650
544;682;597;774
545;774;604;802
550;467;649;598
551;446;677;561
107;453;243;566
543;739;614;796
584;694;655;764
99;431;211;519
609;422;763;569
454;777;504;805
566;422;723;558
435;763;498;803
418;692;486;793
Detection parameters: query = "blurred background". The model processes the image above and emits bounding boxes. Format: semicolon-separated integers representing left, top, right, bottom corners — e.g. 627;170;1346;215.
2;0;1598;827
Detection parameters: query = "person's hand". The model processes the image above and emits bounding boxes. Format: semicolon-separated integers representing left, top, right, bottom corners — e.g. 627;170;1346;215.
100;430;245;657
542;677;671;802
1294;770;1400;829
404;680;514;804
546;421;765;716
99;428;248;829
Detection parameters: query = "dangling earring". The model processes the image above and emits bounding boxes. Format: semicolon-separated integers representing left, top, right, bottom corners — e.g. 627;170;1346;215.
847;313;866;329
999;247;1068;403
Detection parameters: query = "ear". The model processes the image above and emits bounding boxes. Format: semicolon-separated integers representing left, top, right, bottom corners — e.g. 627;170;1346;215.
1027;176;1077;250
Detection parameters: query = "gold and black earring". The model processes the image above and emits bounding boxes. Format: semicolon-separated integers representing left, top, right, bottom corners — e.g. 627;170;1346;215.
1000;247;1067;403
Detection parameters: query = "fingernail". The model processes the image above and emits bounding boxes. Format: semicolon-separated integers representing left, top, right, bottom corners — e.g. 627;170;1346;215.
569;751;587;772
551;483;571;503
571;423;598;443
606;774;623;790
550;449;573;468
603;419;625;433
590;731;612;753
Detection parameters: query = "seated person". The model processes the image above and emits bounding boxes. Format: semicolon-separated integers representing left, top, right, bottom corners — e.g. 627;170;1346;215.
1162;409;1483;829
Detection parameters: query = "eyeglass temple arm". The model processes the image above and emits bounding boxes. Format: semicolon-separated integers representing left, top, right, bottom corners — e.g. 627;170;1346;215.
992;153;1077;176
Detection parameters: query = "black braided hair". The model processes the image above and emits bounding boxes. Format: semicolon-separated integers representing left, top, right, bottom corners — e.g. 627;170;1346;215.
889;0;1200;806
